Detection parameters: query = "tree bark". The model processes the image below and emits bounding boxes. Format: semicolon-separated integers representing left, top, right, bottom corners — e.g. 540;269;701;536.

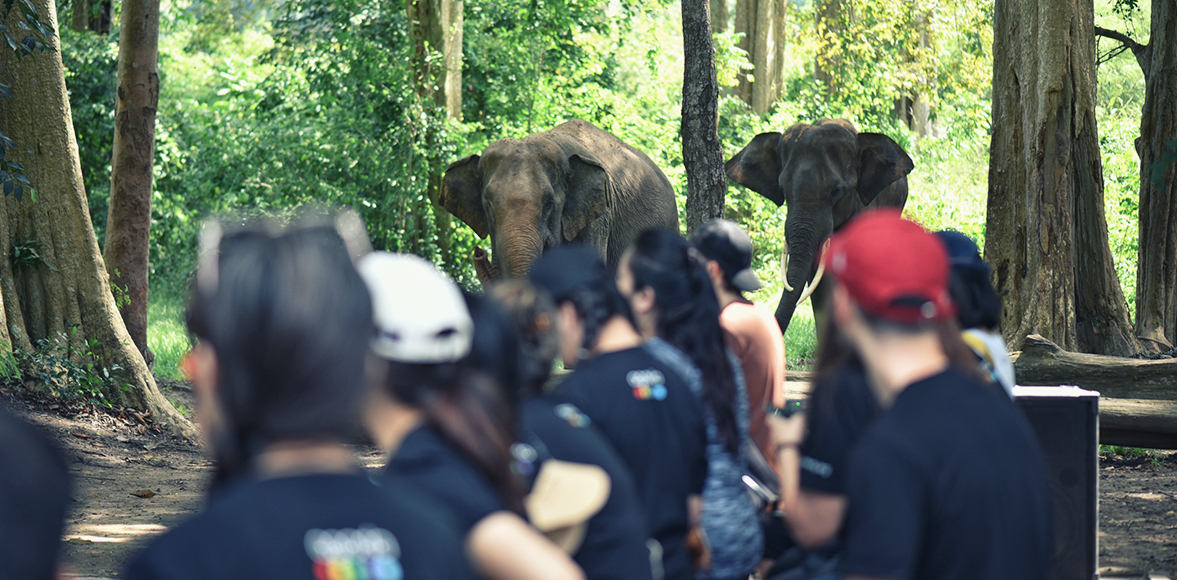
986;0;1142;355
70;0;111;34
734;0;785;113
711;0;727;33
682;0;726;233
0;0;194;439
1135;0;1177;348
813;0;843;97
408;0;462;266
104;0;160;366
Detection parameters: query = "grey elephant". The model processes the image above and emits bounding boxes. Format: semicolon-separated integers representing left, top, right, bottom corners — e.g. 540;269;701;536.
725;119;914;335
441;119;679;281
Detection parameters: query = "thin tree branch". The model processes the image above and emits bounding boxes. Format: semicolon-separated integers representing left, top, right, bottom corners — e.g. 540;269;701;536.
1094;26;1151;78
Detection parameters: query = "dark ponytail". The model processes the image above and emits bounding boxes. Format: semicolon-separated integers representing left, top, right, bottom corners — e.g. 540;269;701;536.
563;276;634;355
628;228;742;456
383;361;525;515
185;220;373;491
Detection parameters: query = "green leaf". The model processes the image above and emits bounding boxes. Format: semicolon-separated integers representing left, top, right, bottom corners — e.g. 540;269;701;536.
3;180;12;197
14;184;22;201
12;173;28;185
0;82;11;99
3;33;17;53
7;161;23;171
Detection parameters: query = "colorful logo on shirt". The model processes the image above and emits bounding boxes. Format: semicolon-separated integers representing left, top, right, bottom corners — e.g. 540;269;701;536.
554;403;590;428
305;525;403;580
511;442;539;477
627;369;668;401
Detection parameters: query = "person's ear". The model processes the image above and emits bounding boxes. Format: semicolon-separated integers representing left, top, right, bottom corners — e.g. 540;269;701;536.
705;260;725;285
631;286;656;317
183;343;218;399
831;283;854;328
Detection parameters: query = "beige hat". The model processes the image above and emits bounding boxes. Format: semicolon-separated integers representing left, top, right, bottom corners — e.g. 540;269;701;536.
524;460;611;554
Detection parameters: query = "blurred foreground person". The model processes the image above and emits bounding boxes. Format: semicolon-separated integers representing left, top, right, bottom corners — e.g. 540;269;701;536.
474;282;655;580
0;409;70;580
127;213;472;580
692;218;786;460
529;246;707;580
935;230;1014;397
359;253;584;580
774;209;1051;580
619;228;762;580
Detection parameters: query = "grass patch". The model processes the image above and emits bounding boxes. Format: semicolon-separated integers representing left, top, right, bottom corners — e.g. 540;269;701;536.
147;288;190;381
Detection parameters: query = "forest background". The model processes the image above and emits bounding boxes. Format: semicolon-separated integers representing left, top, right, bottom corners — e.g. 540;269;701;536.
56;0;1148;380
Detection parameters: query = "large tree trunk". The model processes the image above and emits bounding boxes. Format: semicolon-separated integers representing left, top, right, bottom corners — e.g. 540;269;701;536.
734;0;785;113
0;0;195;439
682;0;726;232
711;0;727;33
986;0;1142;356
408;0;462;267
70;0;112;34
813;0;844;97
1135;0;1177;349
104;0;160;366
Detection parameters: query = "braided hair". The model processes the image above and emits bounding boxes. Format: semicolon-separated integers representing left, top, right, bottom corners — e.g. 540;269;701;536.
626;228;742;456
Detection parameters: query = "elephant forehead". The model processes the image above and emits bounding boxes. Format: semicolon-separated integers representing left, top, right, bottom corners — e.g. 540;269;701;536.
483;140;564;182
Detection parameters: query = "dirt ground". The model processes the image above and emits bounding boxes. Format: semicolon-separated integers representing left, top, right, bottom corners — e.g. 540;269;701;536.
3;385;1176;579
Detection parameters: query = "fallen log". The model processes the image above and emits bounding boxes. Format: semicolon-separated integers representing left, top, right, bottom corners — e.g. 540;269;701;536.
1099;399;1177;449
1012;334;1177;400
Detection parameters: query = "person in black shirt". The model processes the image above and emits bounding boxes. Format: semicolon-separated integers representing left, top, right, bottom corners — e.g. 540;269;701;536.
768;209;1051;580
475;281;656;580
359;252;584;580
529;246;708;580
126;212;473;580
0;408;71;580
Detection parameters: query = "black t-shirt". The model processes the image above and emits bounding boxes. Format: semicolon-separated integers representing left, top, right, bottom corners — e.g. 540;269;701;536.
125;473;473;580
519;395;654;580
800;363;881;494
557;347;707;580
382;426;506;536
839;368;1053;580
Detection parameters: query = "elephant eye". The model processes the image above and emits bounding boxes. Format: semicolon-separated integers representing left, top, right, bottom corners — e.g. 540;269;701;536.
830;184;846;200
543;198;555;215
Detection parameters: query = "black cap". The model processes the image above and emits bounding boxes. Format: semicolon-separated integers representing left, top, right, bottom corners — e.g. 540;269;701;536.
691;219;762;292
528;246;608;301
935;230;990;273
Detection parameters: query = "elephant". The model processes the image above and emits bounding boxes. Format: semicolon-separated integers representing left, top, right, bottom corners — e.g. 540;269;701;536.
440;119;679;281
725;119;914;335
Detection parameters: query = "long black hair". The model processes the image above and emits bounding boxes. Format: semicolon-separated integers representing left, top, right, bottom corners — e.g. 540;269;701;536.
486;280;561;398
382;360;524;516
627;228;742;455
947;266;1002;330
185;216;373;490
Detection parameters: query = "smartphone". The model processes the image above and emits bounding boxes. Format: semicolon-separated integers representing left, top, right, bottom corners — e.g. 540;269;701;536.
766;399;806;419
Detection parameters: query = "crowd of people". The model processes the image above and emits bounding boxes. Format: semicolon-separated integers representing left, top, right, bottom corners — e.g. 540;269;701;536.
1;207;1053;580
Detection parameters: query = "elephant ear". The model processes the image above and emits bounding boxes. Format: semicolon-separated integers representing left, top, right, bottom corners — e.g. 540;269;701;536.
562;154;608;242
856;133;915;205
725;132;784;206
440;154;489;239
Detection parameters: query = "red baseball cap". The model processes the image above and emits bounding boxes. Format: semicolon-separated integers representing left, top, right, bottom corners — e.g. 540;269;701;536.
821;209;955;324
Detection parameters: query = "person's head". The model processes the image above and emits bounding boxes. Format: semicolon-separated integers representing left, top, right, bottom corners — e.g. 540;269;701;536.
358;253;522;513
690;218;762;300
462;290;526;405
184;211;373;487
528;246;633;367
821;210;978;374
487;280;561;398
618;228;741;455
935;230;1001;331
0;410;70;580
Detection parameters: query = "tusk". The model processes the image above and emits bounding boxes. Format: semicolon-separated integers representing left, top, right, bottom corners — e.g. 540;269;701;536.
797;239;832;304
780;240;794;293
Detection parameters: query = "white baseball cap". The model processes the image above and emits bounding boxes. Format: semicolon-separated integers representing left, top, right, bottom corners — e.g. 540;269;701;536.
357;252;473;363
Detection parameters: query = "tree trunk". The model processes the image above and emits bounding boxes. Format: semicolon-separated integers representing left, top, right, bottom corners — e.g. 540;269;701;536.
0;0;194;439
1135;0;1177;348
70;0;111;34
986;0;1142;356
682;0;726;233
734;0;785;113
711;0;727;33
104;0;160;366
813;0;843;97
408;0;462;267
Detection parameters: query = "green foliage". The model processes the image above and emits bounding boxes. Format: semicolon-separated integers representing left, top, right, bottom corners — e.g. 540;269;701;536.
11;328;125;407
147;289;189;381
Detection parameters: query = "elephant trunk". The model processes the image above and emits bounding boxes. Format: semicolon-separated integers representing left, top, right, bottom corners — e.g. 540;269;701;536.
776;220;825;333
496;226;544;279
472;246;495;285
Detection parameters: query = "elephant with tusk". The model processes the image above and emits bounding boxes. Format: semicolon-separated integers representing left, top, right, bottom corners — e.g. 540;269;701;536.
441;119;679;282
727;119;914;336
